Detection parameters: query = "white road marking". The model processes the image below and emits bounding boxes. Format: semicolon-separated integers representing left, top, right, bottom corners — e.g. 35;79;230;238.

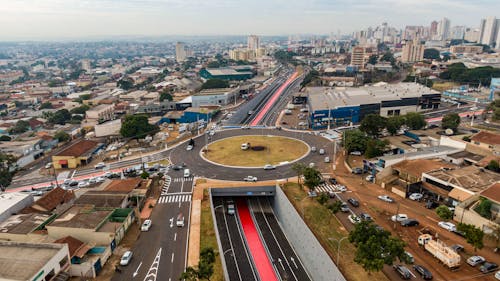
174;233;177;241
143;248;162;281
133;261;142;277
171;253;175;263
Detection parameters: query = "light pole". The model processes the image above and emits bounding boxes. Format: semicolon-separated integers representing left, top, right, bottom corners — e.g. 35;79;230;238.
328;236;348;264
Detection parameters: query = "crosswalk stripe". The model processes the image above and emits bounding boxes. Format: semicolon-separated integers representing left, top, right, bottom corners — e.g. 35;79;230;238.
157;194;192;204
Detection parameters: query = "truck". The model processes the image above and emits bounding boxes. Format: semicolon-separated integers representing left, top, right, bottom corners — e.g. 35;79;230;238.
418;234;460;269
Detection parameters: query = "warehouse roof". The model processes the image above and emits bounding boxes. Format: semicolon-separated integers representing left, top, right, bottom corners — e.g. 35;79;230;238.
307;82;439;111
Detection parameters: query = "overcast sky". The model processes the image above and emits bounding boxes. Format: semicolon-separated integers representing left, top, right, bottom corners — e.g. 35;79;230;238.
0;0;498;40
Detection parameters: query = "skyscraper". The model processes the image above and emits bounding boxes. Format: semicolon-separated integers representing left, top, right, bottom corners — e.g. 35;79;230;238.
401;39;424;63
437;17;450;40
450;26;466;40
350;46;368;69
430;21;438;37
479;16;498;46
247;35;260;50
175;42;187;62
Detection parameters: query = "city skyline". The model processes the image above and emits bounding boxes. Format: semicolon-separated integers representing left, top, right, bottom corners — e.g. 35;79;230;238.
0;0;499;40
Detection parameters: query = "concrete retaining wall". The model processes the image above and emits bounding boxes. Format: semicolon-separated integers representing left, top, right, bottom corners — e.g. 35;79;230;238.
271;186;346;281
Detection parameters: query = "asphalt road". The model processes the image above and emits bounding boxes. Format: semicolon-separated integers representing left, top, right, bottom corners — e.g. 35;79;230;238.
212;196;259;281
249;197;311;281
112;168;193;281
169;128;334;181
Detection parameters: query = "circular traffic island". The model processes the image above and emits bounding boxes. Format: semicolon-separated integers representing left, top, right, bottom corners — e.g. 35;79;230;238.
202;135;309;168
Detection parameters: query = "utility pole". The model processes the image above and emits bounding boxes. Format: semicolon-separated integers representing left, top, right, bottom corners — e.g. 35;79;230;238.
333;139;337;171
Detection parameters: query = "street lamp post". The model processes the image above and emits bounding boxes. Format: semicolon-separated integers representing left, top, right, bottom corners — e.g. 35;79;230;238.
328;236;348;264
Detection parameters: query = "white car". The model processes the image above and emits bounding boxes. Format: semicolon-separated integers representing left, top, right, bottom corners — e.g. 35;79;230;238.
94;162;106;169
348;214;361;224
120;251;133;265
409;193;423;201
319;149;325;155
336;185;347;192
263;164;276;170
243;176;258;182
95;176;105;183
141;219;152;231
495;270;500;280
311;146;317;152
350;151;362;156
391;214;408;222
365;175;374;182
467;255;485;266
186;145;193;151
438;221;456;232
378;195;394;203
77;181;90;188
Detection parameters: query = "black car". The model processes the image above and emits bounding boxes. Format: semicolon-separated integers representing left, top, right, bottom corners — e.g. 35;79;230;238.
347;198;360;207
172;163;186;171
479;262;498;273
360;213;372;221
393;265;411;280
329;178;337;184
352;167;363;174
401;219;419;227
451;244;464;253
413;264;433;280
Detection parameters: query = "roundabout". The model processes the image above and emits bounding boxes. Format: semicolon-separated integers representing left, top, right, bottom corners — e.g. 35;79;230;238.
202;135;309;168
168;128;334;181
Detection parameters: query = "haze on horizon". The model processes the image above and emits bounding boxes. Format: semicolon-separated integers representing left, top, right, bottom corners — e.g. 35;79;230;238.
0;0;499;41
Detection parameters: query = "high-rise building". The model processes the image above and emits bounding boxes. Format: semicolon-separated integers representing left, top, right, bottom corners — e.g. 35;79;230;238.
464;28;481;42
350;46;368;69
81;59;91;72
479;16;498;46
247;35;260;50
450;26;466;40
437;17;451;40
401;39;424;63
430;21;438;37
175;42;187;62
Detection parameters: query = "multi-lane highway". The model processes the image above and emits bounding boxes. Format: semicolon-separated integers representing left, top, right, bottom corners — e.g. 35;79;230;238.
112;168;193;281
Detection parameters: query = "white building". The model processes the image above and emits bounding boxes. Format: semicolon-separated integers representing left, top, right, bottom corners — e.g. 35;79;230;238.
191;88;240;108
176;42;187;62
0;241;71;281
85;104;114;122
436;17;450;40
450;26;465;40
0;192;34;223
479;16;499;46
247;35;260;50
94;119;122;137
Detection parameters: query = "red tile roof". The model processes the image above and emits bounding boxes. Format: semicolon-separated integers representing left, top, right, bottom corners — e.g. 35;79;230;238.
54;236;88;258
54;140;98;157
481;183;500;204
471;131;500;146
31;187;75;213
104;178;143;192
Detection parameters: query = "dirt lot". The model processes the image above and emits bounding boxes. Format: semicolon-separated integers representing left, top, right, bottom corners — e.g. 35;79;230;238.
332;153;500;281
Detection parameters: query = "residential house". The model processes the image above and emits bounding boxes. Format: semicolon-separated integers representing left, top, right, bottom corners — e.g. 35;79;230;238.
52;140;99;169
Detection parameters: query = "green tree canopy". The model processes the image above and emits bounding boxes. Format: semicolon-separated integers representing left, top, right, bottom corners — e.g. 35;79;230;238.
291;162;307;186
120;115;159;139
423;48;440;60
386;116;405;135
0;152;16;188
441;113;461;132
360;114;387;137
201;78;229;90
457;223;484;251
117;77;134;90
303;167;322;192
160;91;173;102
54;131;71;142
70;105;90;115
344;129;368;153
9;120;30;134
475;198;492;219
365;139;389;158
39;102;53;109
48;109;72;125
436;205;453;220
486;160;500;172
0;135;11;141
368;55;378;65
349;221;407;273
405;112;426;130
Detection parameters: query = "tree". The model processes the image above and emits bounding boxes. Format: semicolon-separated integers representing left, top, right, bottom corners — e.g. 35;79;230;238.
368;55;378;65
0;135;11;141
117;77;134;90
197;260;214;280
120;115;159;139
160;91;173;102
349;221;407;273
327;201;343;213
317;193;329;205
300;70;319;87
200;247;216;264
457;223;484;251
386;116;404;135
39;102;53;109
140;171;150;179
200;79;229;90
436;205;453;220
9;120;30;134
179;266;198;281
0;152;16;188
291;162;307;186
423;48;440;60
441;113;461;132
344;129;368;153
54;131;70;142
48;109;72;125
486;160;500;172
70;105;90;115
404;112;426;130
474;198;492;219
302;167;322;192
365;139;389;158
360;114;387;138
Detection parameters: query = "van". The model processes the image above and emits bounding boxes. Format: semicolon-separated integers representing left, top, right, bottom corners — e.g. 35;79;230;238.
241;143;250;150
141;219;152;231
183;169;190;178
176;213;185;227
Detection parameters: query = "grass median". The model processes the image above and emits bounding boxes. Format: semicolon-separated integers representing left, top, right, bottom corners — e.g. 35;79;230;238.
200;189;223;281
282;182;389;281
205;135;308;166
